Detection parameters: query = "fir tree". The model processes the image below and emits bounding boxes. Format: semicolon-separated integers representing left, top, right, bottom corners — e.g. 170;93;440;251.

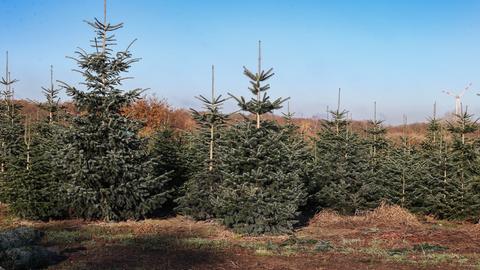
313;90;369;214
364;102;389;159
230;41;288;129
446;109;480;219
420;103;455;218
281;103;297;135
59;7;170;221
176;65;229;220
214;42;306;234
149;126;187;214
282;103;316;213
381;116;428;212
5;66;67;220
214;120;306;234
359;102;390;209
0;52;25;204
40;66;61;124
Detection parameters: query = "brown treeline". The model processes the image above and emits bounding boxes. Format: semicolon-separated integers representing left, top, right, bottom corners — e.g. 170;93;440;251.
17;95;467;144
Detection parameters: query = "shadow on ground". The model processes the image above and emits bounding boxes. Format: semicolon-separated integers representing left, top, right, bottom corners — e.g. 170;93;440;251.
45;230;232;270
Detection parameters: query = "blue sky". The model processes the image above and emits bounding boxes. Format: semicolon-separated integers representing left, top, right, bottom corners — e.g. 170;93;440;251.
1;0;480;124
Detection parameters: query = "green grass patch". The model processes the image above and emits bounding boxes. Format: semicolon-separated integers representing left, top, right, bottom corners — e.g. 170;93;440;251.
388;247;409;256
254;249;275;256
413;243;448;253
418;253;468;266
338;240;460;266
181;237;230;249
341;238;361;247
119;235;178;250
44;230;91;245
238;236;332;256
314;240;333;252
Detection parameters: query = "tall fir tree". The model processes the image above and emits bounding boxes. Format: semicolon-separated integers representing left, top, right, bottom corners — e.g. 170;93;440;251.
446;109;480;219
420;103;456;218
176;65;229;220
5;66;67;220
0;52;26;204
213;41;306;234
381;116;428;211
313;89;369;214
59;5;170;221
359;102;390;210
282;103;316;214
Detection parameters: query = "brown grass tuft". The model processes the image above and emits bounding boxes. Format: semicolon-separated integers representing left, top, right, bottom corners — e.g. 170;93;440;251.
308;209;351;227
90;216;237;240
364;203;421;228
309;203;421;229
0;203;7;216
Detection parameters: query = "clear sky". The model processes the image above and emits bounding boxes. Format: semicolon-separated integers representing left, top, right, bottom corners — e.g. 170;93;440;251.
1;0;480;124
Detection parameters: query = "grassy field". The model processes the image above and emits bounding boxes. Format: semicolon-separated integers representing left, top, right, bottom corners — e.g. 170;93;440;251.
1;204;480;270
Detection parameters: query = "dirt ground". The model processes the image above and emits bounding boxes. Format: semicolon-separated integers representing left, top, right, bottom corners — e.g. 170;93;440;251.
1;204;480;270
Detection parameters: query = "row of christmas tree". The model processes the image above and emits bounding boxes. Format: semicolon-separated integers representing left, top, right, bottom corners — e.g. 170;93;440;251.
1;17;479;235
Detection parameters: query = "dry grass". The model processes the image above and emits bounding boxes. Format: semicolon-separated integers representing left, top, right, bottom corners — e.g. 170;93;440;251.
365;203;421;228
0;203;7;216
309;203;421;229
0;203;18;230
308;209;352;227
90;216;237;240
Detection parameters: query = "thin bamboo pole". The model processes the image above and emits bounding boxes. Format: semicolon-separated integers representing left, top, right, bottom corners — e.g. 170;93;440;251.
256;40;261;129
209;65;215;171
24;117;31;171
49;65;54;123
336;88;341;135
373;101;377;157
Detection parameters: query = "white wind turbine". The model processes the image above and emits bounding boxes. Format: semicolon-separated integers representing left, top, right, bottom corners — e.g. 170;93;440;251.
443;82;472;115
